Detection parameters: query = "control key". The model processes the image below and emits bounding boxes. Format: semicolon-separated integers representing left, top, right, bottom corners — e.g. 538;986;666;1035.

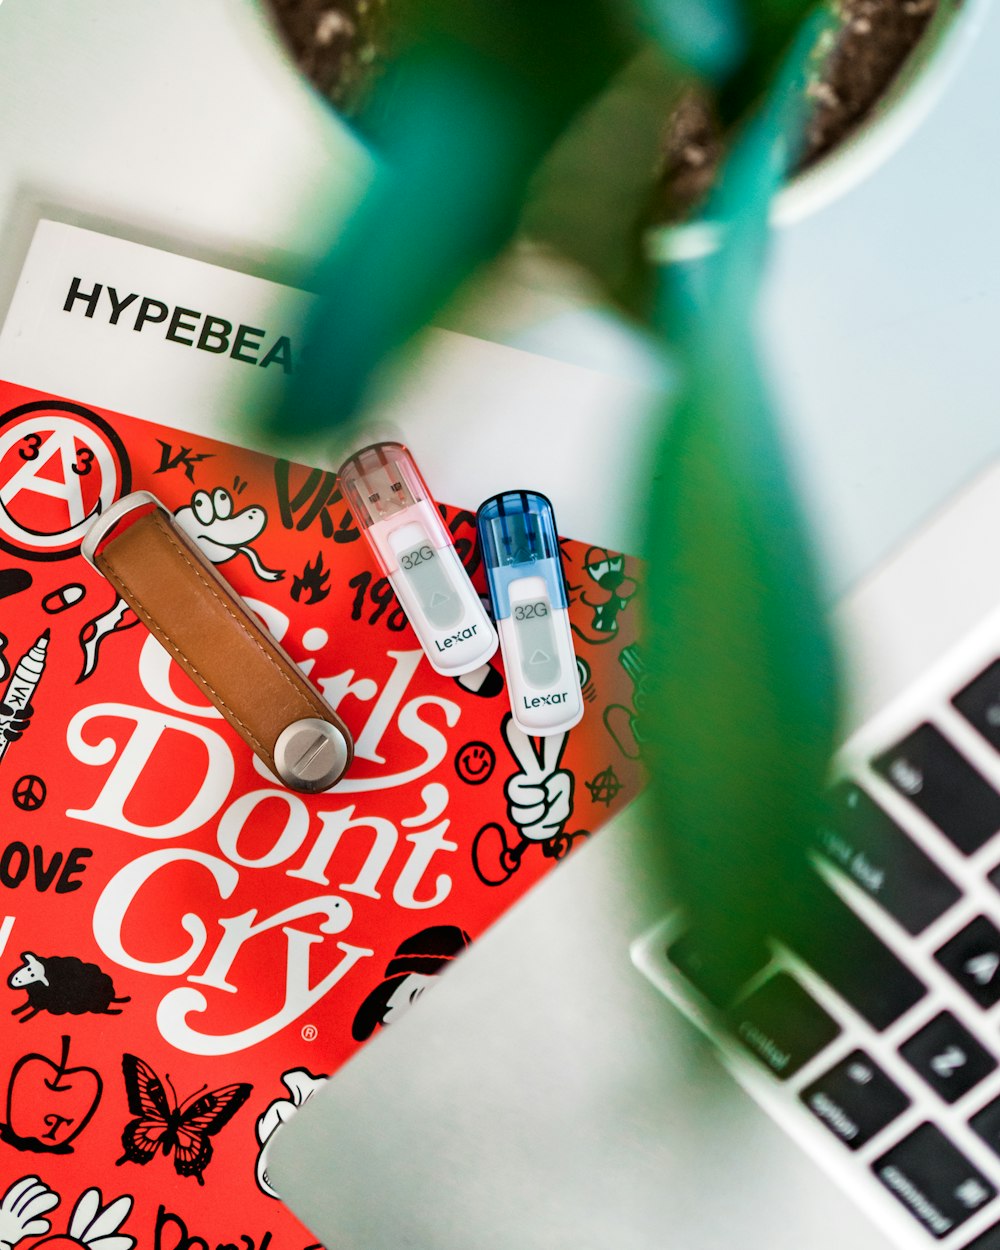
729;971;840;1081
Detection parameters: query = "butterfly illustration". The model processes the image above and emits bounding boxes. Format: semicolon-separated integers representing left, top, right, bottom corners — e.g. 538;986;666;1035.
116;1053;252;1185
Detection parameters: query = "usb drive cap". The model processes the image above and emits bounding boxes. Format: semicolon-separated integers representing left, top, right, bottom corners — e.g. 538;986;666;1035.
478;490;567;620
340;442;432;531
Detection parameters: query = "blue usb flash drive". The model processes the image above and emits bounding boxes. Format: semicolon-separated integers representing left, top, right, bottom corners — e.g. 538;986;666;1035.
477;491;583;736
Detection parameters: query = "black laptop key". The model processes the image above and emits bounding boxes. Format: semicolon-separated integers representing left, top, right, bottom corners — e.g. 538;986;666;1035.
971;1093;1000;1162
817;783;961;934
874;723;1000;854
873;1122;996;1239
665;929;770;1009
729;971;840;1081
954;660;1000;753
964;1224;1000;1250
900;1012;997;1103
936;916;1000;1008
800;1049;910;1150
780;874;926;1030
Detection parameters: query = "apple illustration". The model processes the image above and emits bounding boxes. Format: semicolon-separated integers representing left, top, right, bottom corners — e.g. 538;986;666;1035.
0;1035;102;1152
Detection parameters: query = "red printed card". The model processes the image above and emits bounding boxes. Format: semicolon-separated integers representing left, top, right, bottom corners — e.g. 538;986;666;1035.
0;381;644;1250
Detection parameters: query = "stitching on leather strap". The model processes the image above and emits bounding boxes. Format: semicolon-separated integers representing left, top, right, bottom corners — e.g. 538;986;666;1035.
154;513;310;708
99;510;315;757
101;558;267;753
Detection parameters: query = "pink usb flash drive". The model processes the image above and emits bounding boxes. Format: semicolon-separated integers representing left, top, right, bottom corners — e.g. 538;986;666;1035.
339;441;498;676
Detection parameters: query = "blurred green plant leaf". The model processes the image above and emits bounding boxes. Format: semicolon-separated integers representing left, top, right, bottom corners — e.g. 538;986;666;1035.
265;0;635;440
519;47;683;313
716;0;822;122
263;0;821;443
635;0;745;79
641;12;842;992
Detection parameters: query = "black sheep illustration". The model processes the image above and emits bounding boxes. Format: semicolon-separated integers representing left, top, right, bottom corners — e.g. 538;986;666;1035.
7;951;130;1022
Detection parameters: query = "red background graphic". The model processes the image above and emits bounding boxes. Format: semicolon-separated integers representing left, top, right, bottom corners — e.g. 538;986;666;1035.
0;380;643;1249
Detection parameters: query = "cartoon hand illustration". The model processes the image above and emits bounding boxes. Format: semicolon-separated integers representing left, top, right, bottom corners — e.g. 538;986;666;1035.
255;1068;328;1198
50;1187;136;1250
0;1176;59;1249
0;701;32;742
473;714;585;885
503;714;572;843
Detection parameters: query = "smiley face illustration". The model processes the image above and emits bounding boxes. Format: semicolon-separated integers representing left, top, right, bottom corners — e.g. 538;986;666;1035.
455;741;496;785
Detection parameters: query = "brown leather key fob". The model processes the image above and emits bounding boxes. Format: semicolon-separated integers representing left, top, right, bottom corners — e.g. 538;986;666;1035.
82;491;353;792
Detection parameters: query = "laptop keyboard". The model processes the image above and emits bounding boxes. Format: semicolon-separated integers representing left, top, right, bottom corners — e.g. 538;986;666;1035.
633;645;1000;1249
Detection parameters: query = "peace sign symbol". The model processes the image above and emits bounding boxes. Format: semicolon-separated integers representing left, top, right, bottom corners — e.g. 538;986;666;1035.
12;774;45;811
501;714;572;842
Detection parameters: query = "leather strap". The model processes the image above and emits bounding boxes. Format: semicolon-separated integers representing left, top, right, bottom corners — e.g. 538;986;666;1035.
95;504;353;786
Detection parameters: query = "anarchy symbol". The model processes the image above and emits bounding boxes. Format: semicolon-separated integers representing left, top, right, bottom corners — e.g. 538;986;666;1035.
12;774;46;811
584;765;622;808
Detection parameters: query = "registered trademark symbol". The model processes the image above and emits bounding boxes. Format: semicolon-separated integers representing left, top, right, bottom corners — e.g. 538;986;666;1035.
301;1023;318;1042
